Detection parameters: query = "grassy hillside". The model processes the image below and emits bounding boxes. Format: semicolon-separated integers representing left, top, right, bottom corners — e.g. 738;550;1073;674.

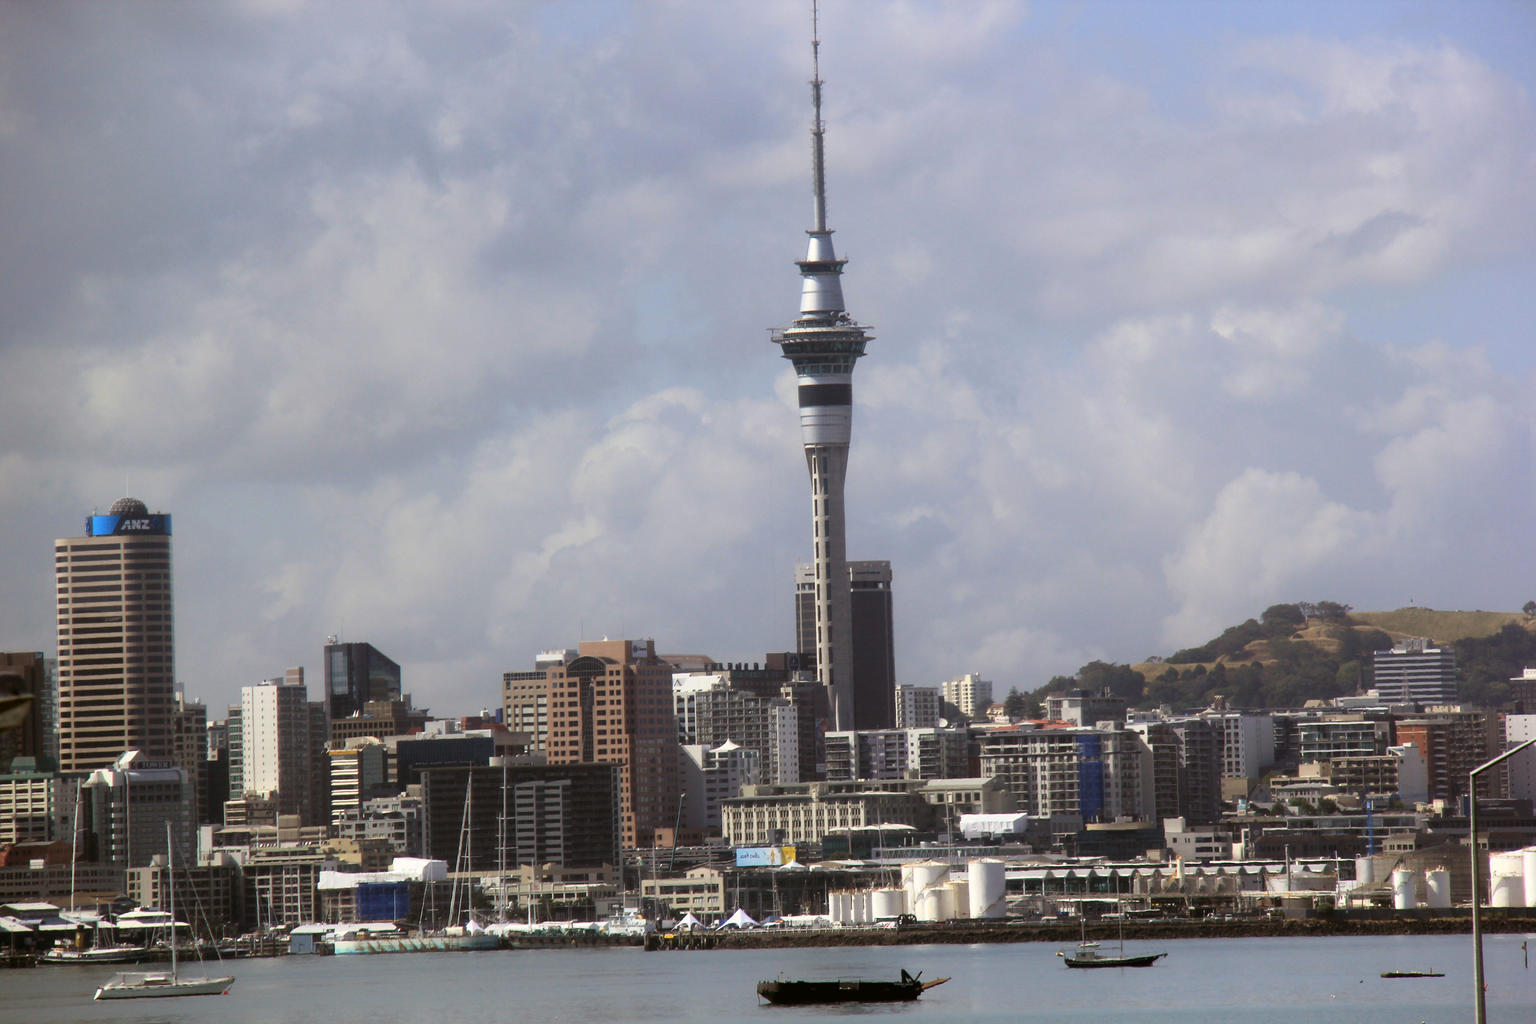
1350;608;1526;643
1026;602;1536;713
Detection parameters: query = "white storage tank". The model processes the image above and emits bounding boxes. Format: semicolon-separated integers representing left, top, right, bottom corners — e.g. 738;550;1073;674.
1391;867;1416;910
1424;867;1451;909
1523;847;1536;909
916;884;949;922
907;860;949;907
968;859;1007;919
872;888;905;920
1488;852;1524;908
829;890;850;924
854;890;871;924
1355;856;1375;886
949;877;970;920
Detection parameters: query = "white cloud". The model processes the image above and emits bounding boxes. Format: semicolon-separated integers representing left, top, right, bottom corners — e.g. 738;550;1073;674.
0;3;1532;714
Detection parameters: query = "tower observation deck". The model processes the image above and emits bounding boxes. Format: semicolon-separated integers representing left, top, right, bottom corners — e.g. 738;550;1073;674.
772;5;873;732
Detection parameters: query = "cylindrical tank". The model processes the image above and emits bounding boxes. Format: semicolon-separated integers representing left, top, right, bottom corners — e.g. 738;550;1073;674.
949;877;970;920
828;890;849;924
1355;856;1375;886
1522;847;1536;909
1391;867;1416;910
1489;852;1524;908
968;859;1007;919
907;861;948;907
915;884;948;922
935;884;956;922
1424;867;1451;909
854;890;871;924
872;888;905;920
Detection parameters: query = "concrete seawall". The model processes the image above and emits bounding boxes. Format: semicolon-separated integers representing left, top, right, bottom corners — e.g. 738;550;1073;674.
701;911;1536;950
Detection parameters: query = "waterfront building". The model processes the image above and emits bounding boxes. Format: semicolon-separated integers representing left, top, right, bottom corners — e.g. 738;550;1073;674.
640;867;726;921
544;638;678;848
55;497;175;771
894;685;941;728
242;843;329;928
126;856;238;935
939;674;993;723
721;780;938;848
1371;638;1458;704
323;640;401;721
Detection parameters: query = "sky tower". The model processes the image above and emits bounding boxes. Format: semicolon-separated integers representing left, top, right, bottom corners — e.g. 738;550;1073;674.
773;6;873;732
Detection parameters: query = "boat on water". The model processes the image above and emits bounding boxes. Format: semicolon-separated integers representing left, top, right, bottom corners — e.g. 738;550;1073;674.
1381;970;1444;978
1059;940;1167;968
93;824;234;1000
331;926;499;955
40;943;149;965
757;970;949;1005
1058;917;1166;969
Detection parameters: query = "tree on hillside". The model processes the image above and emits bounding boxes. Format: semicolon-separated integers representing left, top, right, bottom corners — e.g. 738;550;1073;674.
1524;600;1536;617
1003;687;1029;721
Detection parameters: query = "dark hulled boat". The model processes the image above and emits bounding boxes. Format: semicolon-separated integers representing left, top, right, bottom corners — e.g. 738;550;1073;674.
757;970;949;1005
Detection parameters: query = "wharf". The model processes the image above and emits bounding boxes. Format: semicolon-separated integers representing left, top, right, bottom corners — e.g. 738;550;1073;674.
698;911;1536;951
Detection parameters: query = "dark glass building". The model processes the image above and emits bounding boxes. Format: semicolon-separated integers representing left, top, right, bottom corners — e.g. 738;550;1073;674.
324;641;401;720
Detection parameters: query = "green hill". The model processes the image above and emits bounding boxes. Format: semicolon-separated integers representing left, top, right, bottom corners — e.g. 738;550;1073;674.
1018;602;1536;713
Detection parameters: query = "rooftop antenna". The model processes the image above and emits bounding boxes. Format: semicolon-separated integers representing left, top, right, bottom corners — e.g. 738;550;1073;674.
810;0;828;234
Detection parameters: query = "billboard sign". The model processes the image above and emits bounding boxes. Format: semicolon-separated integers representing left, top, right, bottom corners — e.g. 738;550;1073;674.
735;846;796;867
89;514;172;537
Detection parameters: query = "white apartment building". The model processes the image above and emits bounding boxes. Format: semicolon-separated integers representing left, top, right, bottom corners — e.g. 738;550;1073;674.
894;685;941;728
940;673;993;721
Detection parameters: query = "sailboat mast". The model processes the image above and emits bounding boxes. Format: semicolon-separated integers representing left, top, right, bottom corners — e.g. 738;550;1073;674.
166;821;177;979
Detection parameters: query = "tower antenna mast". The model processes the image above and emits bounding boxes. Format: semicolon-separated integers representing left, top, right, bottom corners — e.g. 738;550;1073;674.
810;0;827;233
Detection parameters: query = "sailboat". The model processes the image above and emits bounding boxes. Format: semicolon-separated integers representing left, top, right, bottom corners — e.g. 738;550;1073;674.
41;779;146;965
1058;915;1166;969
94;824;235;999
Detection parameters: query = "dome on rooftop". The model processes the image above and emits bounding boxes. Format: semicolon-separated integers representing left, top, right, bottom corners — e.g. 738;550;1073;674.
109;497;148;516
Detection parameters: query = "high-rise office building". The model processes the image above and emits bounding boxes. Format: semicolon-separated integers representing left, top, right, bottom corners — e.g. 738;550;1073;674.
773;22;874;732
324;640;401;720
1371;638;1458;704
544;638;678;849
55;497;175;771
794;561;895;730
236;676;317;823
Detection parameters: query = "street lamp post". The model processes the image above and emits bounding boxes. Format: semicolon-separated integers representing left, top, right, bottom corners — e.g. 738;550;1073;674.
1469;736;1536;1024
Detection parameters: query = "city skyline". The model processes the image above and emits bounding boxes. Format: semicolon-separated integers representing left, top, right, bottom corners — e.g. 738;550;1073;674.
1;2;1533;718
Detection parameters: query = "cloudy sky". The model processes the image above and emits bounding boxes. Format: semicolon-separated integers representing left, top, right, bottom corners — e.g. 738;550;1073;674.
3;0;1533;718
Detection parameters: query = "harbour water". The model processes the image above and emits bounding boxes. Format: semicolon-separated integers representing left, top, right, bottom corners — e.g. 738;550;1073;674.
3;932;1533;1024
